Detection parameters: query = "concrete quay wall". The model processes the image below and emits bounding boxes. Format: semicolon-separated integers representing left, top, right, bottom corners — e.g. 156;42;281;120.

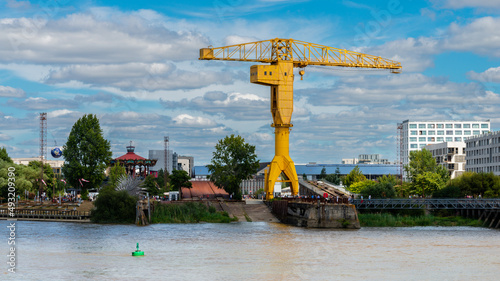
271;201;360;229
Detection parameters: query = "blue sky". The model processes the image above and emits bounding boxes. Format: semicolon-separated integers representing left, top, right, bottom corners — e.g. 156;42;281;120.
1;0;500;165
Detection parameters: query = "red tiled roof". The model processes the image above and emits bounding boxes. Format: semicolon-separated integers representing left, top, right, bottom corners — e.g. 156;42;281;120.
115;152;146;161
183;181;229;198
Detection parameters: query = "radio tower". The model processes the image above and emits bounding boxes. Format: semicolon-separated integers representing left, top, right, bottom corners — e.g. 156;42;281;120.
164;136;169;182
397;122;403;184
40;113;47;199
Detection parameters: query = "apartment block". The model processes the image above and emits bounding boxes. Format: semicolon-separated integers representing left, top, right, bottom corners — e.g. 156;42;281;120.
399;119;490;179
465;131;500;175
426;142;466;179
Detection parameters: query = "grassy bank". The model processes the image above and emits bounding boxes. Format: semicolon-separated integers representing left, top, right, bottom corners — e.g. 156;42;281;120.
358;213;483;227
151;202;237;223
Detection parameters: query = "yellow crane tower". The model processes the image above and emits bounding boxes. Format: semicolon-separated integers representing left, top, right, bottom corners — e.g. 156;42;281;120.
200;38;401;199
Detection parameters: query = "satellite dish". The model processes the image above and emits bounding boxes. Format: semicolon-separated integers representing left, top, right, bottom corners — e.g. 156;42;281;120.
51;147;63;158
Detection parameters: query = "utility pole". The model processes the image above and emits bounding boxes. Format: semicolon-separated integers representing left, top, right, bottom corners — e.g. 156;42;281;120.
397;123;404;185
40;113;47;202
164;136;169;183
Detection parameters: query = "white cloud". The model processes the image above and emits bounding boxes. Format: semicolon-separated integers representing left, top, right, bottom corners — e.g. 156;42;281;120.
162;91;271;121
173;114;217;127
0;133;12;141
7;96;78;110
358;37;439;72
0;10;208;64
435;0;500;9
45;63;235;91
0;85;25;98
48;109;75;118
6;0;31;9
297;73;487;108
355;16;500;72
467;66;500;83
442;17;500;57
204;126;228;134
249;132;273;142
224;35;261;46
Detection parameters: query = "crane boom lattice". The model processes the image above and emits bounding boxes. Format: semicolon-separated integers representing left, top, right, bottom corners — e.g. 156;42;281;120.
200;38;402;72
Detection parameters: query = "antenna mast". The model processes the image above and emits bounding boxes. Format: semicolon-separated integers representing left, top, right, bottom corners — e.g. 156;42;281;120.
40;113;47;200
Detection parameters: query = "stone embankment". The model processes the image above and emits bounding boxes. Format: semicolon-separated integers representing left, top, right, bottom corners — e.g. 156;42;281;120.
271;200;360;229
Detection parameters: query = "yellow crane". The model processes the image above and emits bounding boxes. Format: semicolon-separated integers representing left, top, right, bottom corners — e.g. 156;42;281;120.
200;38;401;199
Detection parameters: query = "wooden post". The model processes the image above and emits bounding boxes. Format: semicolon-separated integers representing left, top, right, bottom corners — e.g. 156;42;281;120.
478;210;487;222
495;213;500;229
489;210;499;228
482;210;492;227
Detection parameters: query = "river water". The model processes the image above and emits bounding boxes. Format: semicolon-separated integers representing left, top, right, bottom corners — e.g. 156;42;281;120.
2;220;499;280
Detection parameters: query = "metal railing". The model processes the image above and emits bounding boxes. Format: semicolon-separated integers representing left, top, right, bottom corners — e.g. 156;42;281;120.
0;208;90;220
353;199;500;210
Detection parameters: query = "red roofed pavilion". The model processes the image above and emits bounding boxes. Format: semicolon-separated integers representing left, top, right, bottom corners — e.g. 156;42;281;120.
110;142;157;178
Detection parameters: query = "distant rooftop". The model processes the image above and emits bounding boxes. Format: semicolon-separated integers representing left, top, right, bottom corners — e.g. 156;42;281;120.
194;163;399;177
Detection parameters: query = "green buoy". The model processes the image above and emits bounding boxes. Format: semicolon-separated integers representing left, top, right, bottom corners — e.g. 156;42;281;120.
132;243;144;256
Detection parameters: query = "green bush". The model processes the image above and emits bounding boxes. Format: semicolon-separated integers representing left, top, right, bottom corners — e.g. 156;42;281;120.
348;180;375;194
360;182;396;198
432;185;462;198
445;172;500;198
90;189;137;223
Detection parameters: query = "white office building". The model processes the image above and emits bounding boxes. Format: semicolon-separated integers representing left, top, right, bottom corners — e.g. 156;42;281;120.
177;156;194;177
399;120;490;179
465;131;500;175
341;158;358;164
426;142;466;179
12;158;64;177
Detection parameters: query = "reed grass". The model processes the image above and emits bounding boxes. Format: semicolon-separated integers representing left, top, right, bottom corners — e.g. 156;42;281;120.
151;202;237;223
358;213;483;227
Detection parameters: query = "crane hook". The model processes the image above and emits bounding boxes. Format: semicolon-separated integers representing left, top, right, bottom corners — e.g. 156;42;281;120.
299;69;305;80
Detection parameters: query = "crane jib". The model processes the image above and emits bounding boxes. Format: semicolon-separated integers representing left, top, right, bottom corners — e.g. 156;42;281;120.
199;38;402;72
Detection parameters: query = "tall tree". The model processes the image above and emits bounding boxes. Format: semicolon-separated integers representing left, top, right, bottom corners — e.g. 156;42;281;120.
170;169;192;199
404;149;438;182
105;164;126;191
360;182;396;199
62;114;112;199
207;134;259;200
143;174;161;196
378;174;398;186
28;161;56;197
412;171;445;197
0;147;12;163
343;166;366;187
319;167;327;179
156;168;166;189
0;161;39;199
404;148;449;196
325;167;341;185
446;172;500;198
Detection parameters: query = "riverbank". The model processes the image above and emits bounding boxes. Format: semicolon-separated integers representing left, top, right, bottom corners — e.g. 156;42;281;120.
151;202;238;223
358;213;483;227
